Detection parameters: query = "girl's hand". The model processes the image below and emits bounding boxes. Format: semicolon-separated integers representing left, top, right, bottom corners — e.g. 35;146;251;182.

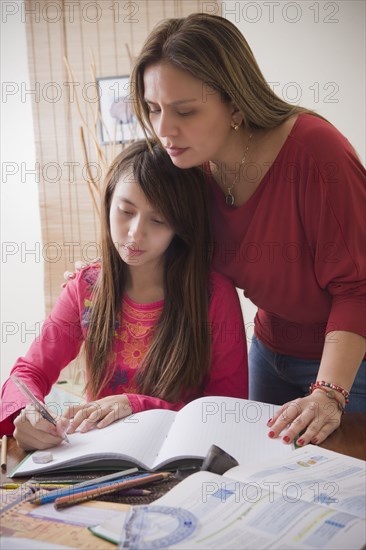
267;390;343;446
13;404;70;451
64;395;133;434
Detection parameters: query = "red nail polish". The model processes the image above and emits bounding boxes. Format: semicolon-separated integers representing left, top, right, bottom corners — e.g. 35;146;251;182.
297;438;305;446
268;431;275;438
283;435;290;443
311;437;319;445
267;418;273;426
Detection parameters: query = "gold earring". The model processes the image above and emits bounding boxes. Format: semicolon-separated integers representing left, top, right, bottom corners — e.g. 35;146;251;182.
232;122;240;131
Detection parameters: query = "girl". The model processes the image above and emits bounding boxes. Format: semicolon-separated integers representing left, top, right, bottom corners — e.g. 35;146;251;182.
0;140;248;450
131;13;366;446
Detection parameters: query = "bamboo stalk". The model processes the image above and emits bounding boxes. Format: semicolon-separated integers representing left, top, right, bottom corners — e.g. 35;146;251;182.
80;127;100;217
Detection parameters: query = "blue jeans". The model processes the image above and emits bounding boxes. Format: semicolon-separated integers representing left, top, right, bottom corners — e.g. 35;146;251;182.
249;336;366;411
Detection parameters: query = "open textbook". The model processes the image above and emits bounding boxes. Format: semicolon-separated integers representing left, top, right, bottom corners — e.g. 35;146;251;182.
91;446;366;549
11;396;295;476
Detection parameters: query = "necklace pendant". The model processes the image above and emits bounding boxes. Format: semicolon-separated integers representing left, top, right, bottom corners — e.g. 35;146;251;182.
226;191;235;207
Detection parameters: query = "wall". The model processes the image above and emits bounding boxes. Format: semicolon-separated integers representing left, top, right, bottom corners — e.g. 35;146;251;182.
1;0;365;385
1;0;45;385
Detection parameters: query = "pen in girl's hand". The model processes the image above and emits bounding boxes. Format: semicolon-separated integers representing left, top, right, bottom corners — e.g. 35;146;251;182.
11;375;70;444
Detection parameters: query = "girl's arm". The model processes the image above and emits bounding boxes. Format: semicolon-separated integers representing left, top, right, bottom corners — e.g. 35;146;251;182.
0;269;89;443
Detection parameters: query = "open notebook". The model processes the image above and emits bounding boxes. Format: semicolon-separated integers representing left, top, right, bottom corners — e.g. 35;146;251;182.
11;396;295;476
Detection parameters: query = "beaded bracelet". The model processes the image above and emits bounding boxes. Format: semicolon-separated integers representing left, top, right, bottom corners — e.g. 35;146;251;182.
309;384;345;413
314;380;350;404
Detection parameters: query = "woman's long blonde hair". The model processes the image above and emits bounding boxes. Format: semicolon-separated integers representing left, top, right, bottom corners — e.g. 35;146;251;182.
132;13;318;138
85;140;212;401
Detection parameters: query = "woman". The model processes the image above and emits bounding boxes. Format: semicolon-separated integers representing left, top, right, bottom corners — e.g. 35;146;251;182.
0;141;248;449
131;13;366;446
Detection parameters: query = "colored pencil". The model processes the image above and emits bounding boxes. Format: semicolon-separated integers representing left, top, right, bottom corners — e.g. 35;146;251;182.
1;483;21;490
70;467;138;488
54;472;171;509
32;472;147;505
1;435;8;470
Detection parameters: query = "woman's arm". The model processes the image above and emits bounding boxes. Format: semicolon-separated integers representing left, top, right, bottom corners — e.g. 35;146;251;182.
268;330;365;445
268;122;366;445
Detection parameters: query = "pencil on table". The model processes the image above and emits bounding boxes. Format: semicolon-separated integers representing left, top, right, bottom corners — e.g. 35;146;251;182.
54;472;171;509
1;435;7;470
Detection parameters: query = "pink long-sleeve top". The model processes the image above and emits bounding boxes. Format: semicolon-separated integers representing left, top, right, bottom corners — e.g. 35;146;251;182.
207;113;366;359
0;265;248;435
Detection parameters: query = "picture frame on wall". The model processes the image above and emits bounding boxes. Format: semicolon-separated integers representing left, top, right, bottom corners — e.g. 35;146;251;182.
97;75;144;144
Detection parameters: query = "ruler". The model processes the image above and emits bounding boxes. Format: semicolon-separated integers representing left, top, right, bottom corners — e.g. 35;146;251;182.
121;504;197;549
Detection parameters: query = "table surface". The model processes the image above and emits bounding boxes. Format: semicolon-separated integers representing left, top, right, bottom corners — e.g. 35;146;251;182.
1;412;365;483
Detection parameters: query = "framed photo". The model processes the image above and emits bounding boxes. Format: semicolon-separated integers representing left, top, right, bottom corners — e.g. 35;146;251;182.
97;76;144;144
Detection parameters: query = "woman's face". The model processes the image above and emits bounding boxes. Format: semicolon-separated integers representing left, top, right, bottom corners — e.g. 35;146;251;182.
143;62;235;168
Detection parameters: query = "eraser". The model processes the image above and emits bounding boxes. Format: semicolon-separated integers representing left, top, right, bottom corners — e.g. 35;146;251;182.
32;451;53;464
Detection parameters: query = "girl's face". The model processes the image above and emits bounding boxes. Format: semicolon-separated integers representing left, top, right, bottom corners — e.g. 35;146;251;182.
143;62;236;168
109;170;175;271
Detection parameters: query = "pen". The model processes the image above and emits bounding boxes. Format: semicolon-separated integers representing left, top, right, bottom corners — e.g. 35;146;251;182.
54;472;171;509
1;435;8;470
11;375;70;444
32;472;151;505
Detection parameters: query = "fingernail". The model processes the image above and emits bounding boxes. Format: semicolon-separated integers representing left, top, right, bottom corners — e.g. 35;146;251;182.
311;437;319;445
297;438;305;446
267;418;273;426
283;435;291;443
268;431;275;438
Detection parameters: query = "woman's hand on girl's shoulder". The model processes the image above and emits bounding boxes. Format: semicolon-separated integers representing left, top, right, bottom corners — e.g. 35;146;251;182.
266;391;343;447
63;395;133;434
61;258;100;288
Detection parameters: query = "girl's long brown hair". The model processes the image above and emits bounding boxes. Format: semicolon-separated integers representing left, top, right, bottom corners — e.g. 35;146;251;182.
131;13;321;140
85;140;212;401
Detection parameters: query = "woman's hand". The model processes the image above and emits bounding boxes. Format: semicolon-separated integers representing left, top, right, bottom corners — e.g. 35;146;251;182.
62;259;99;288
13;404;70;451
64;395;133;434
267;390;343;446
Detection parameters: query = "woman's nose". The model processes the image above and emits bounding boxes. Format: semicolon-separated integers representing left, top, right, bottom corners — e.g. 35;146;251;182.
156;111;178;138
